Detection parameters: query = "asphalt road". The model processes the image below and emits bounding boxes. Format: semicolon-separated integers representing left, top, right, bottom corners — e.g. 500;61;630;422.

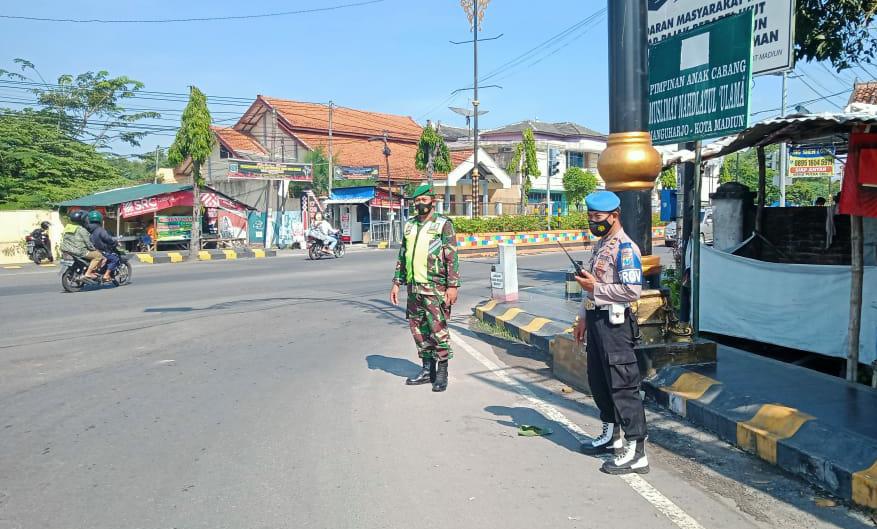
0;248;871;529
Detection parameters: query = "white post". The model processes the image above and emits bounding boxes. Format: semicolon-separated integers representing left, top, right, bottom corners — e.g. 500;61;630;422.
492;243;519;302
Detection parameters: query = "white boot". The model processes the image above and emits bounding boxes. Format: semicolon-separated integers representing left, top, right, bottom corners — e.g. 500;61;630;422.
580;422;623;455
601;439;649;475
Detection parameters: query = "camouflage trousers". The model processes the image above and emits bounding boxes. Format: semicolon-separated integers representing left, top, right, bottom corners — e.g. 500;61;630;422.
406;291;452;361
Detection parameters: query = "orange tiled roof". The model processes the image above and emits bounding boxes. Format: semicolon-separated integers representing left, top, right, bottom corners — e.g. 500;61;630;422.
850;82;877;105
212;126;267;156
292;131;424;182
261;96;422;141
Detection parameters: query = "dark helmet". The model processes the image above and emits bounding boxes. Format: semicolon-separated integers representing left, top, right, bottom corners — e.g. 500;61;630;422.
68;210;87;225
40;221;50;230
87;210;103;223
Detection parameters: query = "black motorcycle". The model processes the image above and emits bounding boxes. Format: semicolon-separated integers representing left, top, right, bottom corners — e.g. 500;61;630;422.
59;248;133;292
25;231;52;264
307;228;345;260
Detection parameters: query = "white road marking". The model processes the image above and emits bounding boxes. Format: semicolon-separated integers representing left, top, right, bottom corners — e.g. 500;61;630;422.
451;330;706;529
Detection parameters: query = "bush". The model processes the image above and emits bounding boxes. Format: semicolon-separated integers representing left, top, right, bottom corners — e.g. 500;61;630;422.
450;213;590;233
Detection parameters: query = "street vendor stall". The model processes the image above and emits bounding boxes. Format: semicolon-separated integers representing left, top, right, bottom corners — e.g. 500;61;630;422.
58;183;252;251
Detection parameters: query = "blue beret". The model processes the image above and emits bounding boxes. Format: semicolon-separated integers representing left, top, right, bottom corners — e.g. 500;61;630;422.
585;190;620;212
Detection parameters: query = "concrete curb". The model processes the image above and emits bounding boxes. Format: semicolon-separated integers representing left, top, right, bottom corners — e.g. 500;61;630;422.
644;368;877;510
132;249;276;264
472;298;877;510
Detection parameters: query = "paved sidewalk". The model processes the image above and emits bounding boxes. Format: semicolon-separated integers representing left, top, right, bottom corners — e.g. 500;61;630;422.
472;284;877;510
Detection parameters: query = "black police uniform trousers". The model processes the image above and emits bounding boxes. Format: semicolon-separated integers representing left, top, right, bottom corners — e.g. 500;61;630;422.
585;308;647;441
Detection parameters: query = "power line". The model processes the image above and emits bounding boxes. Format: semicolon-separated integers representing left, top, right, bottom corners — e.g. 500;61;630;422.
795;75;845;109
0;0;384;24
750;89;853;116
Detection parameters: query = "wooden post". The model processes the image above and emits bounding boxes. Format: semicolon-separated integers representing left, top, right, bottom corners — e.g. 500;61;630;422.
847;214;864;382
755;146;766;235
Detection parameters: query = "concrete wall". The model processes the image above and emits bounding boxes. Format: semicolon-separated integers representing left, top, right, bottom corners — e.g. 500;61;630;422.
0;210;63;264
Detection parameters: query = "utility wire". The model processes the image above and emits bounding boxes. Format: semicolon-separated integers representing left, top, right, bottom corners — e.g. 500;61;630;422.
0;0;384;24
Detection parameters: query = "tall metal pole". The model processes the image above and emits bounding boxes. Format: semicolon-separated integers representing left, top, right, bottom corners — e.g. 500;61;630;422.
471;0;480;218
691;141;703;336
779;71;788;207
154;145;160;184
328;101;335;192
599;0;661;283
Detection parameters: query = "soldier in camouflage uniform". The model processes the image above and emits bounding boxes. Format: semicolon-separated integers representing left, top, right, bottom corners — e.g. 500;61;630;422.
390;184;460;392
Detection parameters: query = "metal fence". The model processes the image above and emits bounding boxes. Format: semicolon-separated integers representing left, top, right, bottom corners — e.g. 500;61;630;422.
369;220;402;244
439;201;528;217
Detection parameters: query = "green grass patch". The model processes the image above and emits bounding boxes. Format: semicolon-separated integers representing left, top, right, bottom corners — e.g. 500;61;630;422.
470;316;523;343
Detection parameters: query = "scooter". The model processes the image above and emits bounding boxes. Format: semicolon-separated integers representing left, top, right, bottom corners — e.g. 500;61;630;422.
59;248;133;293
25;232;52;264
306;229;345;260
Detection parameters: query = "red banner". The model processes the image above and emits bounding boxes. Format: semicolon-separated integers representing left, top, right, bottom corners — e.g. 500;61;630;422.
371;189;401;209
120;190;246;219
839;132;877;218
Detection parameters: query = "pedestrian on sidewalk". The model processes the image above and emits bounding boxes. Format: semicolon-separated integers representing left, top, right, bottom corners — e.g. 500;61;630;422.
389;184;460;392
572;190;649;475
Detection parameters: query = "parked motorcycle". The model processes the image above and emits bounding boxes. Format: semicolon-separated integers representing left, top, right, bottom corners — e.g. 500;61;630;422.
307;228;345;260
25;232;52;264
59;248;133;292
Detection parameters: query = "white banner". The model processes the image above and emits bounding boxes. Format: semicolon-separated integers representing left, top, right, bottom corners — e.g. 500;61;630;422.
648;0;795;75
700;245;876;364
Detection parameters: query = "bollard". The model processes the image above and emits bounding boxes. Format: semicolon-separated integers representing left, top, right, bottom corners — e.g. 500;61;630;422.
491;243;519;302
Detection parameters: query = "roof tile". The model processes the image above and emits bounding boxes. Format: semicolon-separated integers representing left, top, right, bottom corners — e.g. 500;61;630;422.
212;127;268;156
850;82;877;105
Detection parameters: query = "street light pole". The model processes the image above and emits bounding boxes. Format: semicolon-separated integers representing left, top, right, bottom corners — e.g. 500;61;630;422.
471;0;480;218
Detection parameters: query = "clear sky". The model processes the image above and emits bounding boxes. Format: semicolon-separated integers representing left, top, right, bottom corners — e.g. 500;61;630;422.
0;0;870;157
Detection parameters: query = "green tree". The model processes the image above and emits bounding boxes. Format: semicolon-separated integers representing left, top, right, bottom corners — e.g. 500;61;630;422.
1;59;160;149
507;127;541;207
0;109;128;209
659;167;676;189
562;167;598;210
296;147;342;196
719;146;781;204
415;123;452;185
167;86;214;257
795;0;877;70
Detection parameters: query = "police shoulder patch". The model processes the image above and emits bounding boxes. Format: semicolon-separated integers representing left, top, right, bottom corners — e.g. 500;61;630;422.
617;242;642;285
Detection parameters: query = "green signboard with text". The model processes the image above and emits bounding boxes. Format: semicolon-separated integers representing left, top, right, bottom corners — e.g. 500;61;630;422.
648;10;754;145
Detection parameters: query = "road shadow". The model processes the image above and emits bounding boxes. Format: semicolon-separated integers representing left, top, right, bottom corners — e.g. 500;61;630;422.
485;405;582;454
366;354;420;379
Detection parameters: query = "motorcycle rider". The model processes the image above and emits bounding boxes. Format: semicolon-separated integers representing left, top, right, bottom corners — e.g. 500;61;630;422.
85;210;119;282
30;221;53;262
60;210;102;280
312;212;339;254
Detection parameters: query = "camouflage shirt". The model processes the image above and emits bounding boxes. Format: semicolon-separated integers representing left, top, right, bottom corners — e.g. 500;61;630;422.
393;212;461;296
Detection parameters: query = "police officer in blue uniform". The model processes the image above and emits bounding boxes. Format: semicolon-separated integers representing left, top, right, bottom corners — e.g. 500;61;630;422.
573;190;649;475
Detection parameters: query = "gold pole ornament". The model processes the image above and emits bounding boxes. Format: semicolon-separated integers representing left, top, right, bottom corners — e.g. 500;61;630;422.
597;131;662;192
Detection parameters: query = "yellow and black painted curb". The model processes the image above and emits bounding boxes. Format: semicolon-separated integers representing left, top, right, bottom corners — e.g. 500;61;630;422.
646;367;877;510
473;299;877;510
133;249;275;264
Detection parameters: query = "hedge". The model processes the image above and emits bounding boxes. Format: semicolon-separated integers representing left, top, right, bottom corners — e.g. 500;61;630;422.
450;212;590;234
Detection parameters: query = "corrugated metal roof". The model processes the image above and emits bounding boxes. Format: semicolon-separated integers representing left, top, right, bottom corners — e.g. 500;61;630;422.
663;107;877;165
56;184;190;207
482;120;607;139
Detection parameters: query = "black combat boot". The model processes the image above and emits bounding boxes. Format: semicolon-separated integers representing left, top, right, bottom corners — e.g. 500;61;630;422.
580;422;622;456
601;438;649;475
432;361;448;392
406;359;433;385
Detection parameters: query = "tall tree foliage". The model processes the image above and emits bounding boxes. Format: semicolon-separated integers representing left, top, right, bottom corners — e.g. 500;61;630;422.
0;109;128;209
0;59;160;149
796;0;877;70
168;86;214;256
659;167;677;189
415;123;452;185
507;127;541;206
562;167;598;209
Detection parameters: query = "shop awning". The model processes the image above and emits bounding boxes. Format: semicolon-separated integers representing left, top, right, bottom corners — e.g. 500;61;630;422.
57;184;189;207
324;197;371;205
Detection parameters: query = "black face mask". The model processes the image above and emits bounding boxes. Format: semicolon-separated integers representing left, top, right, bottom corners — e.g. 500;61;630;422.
415;202;433;216
589;218;614;237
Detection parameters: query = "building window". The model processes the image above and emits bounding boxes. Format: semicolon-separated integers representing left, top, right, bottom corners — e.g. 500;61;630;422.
567;151;584;168
219;145;231;159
